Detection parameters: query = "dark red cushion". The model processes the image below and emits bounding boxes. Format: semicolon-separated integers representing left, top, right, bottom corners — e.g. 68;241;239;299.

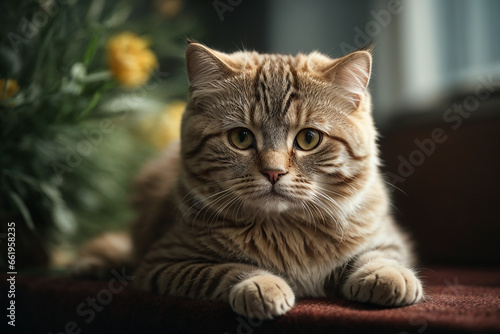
1;266;499;333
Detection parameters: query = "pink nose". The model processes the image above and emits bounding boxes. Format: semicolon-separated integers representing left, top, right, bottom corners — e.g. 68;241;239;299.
262;170;287;184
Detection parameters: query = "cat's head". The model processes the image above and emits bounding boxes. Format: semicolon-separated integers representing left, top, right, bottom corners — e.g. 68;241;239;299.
180;42;378;221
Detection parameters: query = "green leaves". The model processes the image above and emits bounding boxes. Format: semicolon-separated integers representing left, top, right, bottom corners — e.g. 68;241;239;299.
39;182;76;234
78;91;102;120
84;32;101;67
0;0;197;263
9;191;34;230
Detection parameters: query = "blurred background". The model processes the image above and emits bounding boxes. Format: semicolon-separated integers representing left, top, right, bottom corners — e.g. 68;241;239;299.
1;0;499;271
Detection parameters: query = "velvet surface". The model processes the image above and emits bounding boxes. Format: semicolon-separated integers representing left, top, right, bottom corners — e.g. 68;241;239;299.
1;266;499;334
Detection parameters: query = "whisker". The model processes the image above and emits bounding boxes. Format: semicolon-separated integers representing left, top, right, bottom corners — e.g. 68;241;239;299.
384;180;408;196
315;179;358;196
208;192;242;229
191;183;243;225
200;186;240;224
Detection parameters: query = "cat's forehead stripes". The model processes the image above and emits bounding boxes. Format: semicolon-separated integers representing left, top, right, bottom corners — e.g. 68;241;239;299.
253;55;298;118
249;56;302;150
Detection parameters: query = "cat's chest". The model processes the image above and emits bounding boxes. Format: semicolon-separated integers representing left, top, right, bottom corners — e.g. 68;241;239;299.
223;219;356;295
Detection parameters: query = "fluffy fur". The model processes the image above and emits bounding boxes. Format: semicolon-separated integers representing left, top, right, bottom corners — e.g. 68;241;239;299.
71;42;423;319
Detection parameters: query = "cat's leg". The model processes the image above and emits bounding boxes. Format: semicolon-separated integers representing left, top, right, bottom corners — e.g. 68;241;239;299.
70;232;135;279
341;249;423;307
134;260;295;319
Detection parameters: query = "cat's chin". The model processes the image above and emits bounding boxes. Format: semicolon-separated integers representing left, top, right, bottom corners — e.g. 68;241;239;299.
256;192;292;213
263;201;290;213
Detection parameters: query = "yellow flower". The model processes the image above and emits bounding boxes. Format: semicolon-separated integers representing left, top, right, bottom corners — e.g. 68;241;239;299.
106;32;158;87
0;79;19;101
155;0;183;17
140;101;186;148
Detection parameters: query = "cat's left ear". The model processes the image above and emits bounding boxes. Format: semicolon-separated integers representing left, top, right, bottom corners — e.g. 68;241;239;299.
310;50;372;109
185;42;238;90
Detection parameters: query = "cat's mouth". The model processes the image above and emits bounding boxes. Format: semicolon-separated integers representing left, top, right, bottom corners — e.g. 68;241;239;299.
258;190;291;212
250;188;286;200
269;188;281;195
243;184;295;212
264;187;295;204
267;189;286;199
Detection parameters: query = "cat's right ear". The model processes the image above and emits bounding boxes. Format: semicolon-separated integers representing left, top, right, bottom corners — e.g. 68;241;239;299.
308;49;372;110
185;43;236;89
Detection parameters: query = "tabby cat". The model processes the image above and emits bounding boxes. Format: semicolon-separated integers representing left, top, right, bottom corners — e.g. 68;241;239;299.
72;41;423;319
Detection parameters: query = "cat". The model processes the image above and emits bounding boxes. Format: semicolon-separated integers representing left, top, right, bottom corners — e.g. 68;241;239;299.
71;41;423;319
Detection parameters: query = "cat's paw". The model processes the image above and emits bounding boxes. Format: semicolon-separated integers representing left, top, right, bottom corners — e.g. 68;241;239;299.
69;232;131;279
229;274;295;319
69;256;111;279
343;262;423;307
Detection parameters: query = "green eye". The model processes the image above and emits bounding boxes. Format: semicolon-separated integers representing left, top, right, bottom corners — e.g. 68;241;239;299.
295;129;322;151
229;128;254;150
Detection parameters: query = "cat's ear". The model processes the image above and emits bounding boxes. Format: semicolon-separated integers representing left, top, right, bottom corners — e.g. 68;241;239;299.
185;43;237;89
310;50;372;109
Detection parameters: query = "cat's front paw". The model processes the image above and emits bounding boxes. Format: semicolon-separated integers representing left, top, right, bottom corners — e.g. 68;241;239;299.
343;263;423;307
70;256;111;279
229;274;295;319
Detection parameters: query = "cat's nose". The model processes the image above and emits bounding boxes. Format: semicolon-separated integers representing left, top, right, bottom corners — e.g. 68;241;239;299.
262;169;287;184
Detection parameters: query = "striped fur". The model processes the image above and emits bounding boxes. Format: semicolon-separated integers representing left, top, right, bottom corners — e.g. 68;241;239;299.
72;43;423;319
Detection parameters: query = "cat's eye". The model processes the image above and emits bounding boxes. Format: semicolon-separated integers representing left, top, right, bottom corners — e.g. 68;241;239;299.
295;129;322;151
229;128;255;150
